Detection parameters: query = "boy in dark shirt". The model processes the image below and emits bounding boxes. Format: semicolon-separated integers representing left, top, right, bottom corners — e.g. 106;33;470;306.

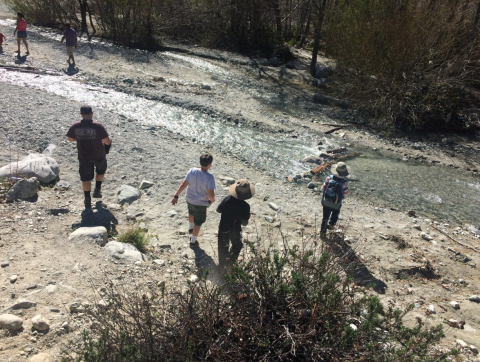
61;24;77;66
67;105;111;209
216;179;254;270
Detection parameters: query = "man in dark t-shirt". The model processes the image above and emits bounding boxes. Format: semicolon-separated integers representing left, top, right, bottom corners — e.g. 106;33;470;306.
216;179;254;270
67;105;111;209
61;24;77;66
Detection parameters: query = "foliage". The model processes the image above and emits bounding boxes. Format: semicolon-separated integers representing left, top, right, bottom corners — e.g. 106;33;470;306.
64;233;452;362
117;224;150;253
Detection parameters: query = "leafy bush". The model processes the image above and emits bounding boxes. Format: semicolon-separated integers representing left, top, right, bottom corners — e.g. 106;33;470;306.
64;232;453;362
117;225;150;253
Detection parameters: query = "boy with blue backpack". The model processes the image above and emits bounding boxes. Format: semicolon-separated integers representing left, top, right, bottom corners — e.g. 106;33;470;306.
320;162;351;237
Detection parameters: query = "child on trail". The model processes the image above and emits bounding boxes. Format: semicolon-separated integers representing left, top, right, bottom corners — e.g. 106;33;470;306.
0;32;6;52
61;24;78;66
67;105;111;209
171;153;216;247
320;162;350;237
216;179;254;270
13;13;29;55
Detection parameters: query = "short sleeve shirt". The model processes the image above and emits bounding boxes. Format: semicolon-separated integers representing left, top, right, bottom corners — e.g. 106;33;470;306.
185;168;216;207
217;195;250;232
0;33;4;46
67;120;109;160
64;28;77;46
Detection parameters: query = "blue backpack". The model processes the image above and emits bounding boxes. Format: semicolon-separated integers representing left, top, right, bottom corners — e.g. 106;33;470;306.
321;175;344;210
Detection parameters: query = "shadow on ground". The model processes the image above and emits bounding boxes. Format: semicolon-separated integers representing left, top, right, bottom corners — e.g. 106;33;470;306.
190;244;224;284
72;201;118;233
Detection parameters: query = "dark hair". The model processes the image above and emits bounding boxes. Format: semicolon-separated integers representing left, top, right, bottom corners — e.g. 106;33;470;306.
80;105;93;115
65;23;71;28
17;12;24;19
200;153;213;167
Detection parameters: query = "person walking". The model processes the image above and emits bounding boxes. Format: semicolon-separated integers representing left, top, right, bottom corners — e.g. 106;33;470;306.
320;162;350;237
13;13;29;55
67;105;111;209
61;24;78;66
171;153;216;247
216;179;254;270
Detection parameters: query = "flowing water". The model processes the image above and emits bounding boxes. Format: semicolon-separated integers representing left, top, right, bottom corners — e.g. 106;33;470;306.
1;62;479;226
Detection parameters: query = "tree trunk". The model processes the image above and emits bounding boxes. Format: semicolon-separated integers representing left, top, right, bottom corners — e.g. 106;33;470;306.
310;0;327;76
475;1;480;26
78;0;88;36
274;0;282;36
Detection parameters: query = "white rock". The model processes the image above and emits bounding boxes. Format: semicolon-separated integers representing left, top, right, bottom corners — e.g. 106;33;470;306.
165;210;178;217
10;299;36;310
456;339;468;348
470;345;478;354
0;314;23;331
6;177;39;201
69;226;108;247
45;285;57;294
469;295;480;303
268;202;280;211
139;180;154;189
421;232;433;241
97;299;109;309
0;153;60;183
218;175;236;185
117;185;141;205
428;305;436;313
153;259;165;266
450;301;460;309
265;216;275;223
189;275;199;283
69;302;83;313
105;241;145;263
349;323;358;331
29;353;52;362
32;315;49;331
10;275;18;283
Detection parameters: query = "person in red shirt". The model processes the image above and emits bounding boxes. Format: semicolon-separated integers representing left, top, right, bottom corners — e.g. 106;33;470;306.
0;32;6;52
67;105;112;209
13;12;29;55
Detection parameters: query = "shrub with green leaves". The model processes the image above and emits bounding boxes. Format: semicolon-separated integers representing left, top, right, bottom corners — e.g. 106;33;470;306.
117;225;150;253
66;235;454;362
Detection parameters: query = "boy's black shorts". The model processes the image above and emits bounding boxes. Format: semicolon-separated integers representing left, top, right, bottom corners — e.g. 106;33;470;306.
79;157;107;181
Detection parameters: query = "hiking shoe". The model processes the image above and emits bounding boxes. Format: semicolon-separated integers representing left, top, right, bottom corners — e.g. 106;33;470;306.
188;228;194;234
93;188;102;198
189;238;199;247
326;224;335;230
84;197;92;209
320;232;327;240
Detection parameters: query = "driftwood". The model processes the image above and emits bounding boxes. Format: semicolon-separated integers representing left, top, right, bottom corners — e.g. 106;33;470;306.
310;161;334;175
326;147;347;154
0;64;47;75
319;123;353;127
332;152;361;161
324;127;343;135
430;224;478;253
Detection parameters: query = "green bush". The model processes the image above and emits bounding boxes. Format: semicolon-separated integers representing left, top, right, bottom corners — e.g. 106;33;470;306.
64;233;454;362
117;225;150;253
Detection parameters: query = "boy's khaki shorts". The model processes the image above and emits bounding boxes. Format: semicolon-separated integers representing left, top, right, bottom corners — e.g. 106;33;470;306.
187;202;207;226
66;46;74;56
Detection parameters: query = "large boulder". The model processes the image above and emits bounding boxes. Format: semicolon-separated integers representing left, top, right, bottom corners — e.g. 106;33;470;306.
117;185;141;205
0;313;23;331
6;177;39;201
0;153;60;183
69;226;108;247
105;241;145;263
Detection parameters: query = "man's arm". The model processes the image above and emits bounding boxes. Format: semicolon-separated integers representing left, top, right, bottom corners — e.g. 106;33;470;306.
171;180;189;206
102;137;111;145
60;35;66;44
68;137;76;142
208;189;215;206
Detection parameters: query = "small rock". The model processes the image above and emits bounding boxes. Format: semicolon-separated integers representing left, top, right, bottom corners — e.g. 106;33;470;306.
45;285;57;294
10;275;18;283
153;259;165;266
139;180;154;190
413;225;422;231
456;339;468;348
349;323;358;331
6;177;39;201
265;216;275;223
468;295;480;303
450;301;460;309
158;244;172;250
165;210;178;217
26;284;38;290
105;241;145;263
470;345;479;354
49;208;69;216
56;180;70;189
428;305;436;314
421;232;433;241
1;261;10;268
69;302;83;313
408;210;416;217
69;226;108;247
32;315;49;331
0;314;24;331
201;84;212;90
268;202;280;211
117;185;141;205
459;279;466;285
307;182;316;189
219;175;236;185
10;299;36;310
189;275;199;283
97;299;109;309
29;353;52;362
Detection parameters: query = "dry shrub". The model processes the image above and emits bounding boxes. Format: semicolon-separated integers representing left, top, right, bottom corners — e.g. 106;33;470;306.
63;232;455;362
325;0;480;130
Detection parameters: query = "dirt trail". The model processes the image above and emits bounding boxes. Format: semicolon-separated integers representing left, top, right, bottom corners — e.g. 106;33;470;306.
0;3;479;361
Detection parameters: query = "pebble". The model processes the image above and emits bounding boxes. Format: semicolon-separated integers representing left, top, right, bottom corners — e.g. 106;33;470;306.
413;225;422;231
265;216;275;223
307;182;316;189
408;210;416;217
153;259;165;266
0;313;24;331
26;284;38;290
32;315;50;331
189;275;199;283
268;202;280;211
139;180;154;189
469;295;480;303
428;305;436;313
450;301;460;309
421;232;433;241
470;345;479;354
69;302;83;313
165;210;178;217
349;323;358;330
456;339;468;348
10;275;18;283
10;299;37;310
1;261;9;267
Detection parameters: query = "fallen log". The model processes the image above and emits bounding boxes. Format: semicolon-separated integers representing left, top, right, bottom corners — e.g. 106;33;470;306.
324;127;343;135
326;147;347;154
310;161;334;175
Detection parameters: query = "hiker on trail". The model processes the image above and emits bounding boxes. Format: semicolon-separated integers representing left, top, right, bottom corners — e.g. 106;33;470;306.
216;179;254;270
0;32;6;53
13;13;29;55
61;24;78;66
171;153;216;247
67;105;111;209
320;162;350;237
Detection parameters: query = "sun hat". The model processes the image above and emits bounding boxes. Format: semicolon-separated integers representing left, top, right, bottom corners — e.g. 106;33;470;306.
229;179;255;200
331;162;351;177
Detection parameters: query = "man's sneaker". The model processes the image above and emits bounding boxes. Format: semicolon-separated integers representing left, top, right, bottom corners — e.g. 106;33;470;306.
326;224;335;230
320;232;327;240
84;197;92;209
189;237;199;247
93;188;102;198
